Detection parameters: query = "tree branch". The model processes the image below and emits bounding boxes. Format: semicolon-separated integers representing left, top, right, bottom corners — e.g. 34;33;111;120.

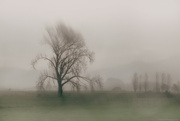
32;55;56;69
62;75;90;86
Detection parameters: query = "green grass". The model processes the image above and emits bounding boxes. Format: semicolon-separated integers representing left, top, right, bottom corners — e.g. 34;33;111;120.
0;91;180;121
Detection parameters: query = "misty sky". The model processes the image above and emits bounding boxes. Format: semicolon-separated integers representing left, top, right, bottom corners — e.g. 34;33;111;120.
1;0;180;71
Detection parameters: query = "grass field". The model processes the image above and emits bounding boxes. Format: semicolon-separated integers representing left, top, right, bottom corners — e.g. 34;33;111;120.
0;91;180;121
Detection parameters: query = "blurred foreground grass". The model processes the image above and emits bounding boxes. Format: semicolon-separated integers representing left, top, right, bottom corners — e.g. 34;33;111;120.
0;91;180;121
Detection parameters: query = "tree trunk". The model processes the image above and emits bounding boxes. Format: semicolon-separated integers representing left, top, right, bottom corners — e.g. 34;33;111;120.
58;82;63;97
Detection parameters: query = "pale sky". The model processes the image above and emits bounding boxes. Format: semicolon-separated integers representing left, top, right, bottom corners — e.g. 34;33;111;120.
1;0;180;71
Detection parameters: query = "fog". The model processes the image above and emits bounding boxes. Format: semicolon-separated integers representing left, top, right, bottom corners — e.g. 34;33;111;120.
1;0;180;90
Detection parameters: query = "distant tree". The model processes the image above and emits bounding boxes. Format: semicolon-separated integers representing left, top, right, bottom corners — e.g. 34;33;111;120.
143;73;148;92
36;73;46;92
82;85;88;91
89;79;94;92
172;83;179;93
45;80;52;91
139;75;142;92
132;73;138;92
178;81;180;93
32;23;94;97
167;74;171;92
70;80;81;92
89;75;103;92
160;73;171;92
161;73;166;92
161;83;168;92
95;75;103;91
155;72;160;92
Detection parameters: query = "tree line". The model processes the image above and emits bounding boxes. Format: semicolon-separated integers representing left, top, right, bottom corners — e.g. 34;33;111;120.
132;72;180;93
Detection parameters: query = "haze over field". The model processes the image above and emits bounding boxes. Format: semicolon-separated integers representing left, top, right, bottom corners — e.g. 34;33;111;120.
1;0;180;90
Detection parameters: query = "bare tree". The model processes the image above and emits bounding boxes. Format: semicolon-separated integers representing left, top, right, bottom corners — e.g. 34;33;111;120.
155;72;160;92
139;75;142;92
132;73;138;92
160;73;170;92
172;83;179;93
171;81;180;93
161;73;166;92
36;72;46;92
89;75;103;92
167;73;171;92
143;73;148;92
46;80;52;91
32;23;94;97
178;81;180;93
70;80;81;93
